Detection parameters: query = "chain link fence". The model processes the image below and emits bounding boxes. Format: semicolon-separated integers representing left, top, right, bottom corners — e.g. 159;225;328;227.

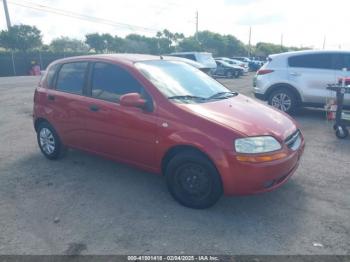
0;51;89;77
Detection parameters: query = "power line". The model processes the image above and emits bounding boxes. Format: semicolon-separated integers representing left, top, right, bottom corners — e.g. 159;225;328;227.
7;0;159;33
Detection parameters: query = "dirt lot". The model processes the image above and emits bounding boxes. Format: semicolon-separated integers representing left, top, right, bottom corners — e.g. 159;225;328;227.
0;74;349;255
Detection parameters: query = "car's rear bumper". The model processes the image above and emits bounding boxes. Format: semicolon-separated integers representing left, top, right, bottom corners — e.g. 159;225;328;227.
220;140;305;195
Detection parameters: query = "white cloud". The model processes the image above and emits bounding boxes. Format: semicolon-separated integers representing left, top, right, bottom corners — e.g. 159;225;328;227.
1;0;349;49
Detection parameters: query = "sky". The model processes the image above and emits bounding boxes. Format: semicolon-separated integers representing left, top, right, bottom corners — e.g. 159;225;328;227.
1;0;350;49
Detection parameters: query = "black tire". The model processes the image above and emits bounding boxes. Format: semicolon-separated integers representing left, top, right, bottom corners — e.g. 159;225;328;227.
335;126;349;139
226;70;234;79
165;151;223;209
234;70;240;78
36;122;65;160
268;88;298;114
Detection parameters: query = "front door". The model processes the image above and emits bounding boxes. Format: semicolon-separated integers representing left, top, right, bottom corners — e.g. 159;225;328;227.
84;62;158;168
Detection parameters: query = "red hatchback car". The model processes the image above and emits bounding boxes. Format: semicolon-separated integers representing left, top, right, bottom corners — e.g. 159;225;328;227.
33;54;305;209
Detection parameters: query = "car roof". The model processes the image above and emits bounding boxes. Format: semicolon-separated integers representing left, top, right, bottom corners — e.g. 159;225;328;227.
170;52;212;55
51;53;163;66
269;49;350;59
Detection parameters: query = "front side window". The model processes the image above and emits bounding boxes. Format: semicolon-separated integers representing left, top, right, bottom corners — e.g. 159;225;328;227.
343;54;350;70
56;62;88;94
136;60;233;103
91;62;143;102
334;53;350;71
288;54;333;70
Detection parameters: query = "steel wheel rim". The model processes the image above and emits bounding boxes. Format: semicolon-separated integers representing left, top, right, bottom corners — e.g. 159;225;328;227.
175;163;211;200
39;128;55;155
271;93;291;112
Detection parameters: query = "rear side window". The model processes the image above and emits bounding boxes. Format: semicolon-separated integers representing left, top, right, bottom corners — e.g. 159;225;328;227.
45;64;59;88
288;54;333;70
56;62;88;94
91;62;143;102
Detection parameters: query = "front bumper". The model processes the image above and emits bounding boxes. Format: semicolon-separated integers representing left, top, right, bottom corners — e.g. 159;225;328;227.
254;92;267;101
221;140;305;195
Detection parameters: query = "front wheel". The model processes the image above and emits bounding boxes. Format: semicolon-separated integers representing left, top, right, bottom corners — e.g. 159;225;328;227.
165;152;223;209
37;122;65;160
268;88;297;114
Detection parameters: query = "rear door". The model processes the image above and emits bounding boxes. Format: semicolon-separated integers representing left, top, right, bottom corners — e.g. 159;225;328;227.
334;53;350;105
83;62;158;168
46;61;91;148
288;53;336;104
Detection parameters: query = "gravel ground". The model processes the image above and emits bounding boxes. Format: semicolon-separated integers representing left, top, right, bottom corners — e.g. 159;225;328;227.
0;74;349;255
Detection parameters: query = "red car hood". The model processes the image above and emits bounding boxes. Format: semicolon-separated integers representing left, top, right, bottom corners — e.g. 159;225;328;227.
180;94;297;141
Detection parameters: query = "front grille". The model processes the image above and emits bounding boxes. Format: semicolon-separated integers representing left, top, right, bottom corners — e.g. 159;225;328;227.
285;130;301;151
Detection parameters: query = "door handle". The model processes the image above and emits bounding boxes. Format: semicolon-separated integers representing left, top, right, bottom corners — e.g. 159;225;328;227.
89;104;100;112
290;72;301;77
47;94;55;101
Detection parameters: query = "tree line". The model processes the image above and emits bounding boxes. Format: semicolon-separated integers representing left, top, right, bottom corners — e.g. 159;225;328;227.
0;24;309;58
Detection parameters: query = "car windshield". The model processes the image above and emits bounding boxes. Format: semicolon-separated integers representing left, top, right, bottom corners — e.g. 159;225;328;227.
135;60;235;103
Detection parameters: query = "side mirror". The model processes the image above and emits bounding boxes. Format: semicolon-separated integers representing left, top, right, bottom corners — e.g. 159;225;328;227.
120;93;147;109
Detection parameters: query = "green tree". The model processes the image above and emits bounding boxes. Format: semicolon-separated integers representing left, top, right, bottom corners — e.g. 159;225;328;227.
85;33;124;53
178;37;202;52
0;24;42;51
111;36;125;52
85;33;106;53
197;31;225;56
222;35;247;56
254;42;287;57
50;37;89;52
180;31;247;57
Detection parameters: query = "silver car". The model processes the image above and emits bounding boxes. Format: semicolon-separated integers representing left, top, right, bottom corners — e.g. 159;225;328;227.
254;50;350;113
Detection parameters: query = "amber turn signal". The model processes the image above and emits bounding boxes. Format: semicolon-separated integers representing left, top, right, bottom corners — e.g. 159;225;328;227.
236;152;288;163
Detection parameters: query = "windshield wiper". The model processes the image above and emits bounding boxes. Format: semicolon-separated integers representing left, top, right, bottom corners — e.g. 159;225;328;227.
207;91;238;100
168;95;206;100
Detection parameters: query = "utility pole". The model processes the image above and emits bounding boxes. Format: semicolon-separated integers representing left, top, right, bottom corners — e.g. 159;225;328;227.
248;26;251;57
195;10;198;41
280;33;283;51
2;0;11;30
323;36;326;49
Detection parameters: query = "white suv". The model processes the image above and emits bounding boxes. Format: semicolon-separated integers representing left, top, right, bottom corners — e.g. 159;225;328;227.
254;50;350;113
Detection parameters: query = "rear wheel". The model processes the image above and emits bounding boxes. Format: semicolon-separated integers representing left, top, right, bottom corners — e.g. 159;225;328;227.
165;151;223;209
37;122;65;160
234;70;240;78
268;88;297;114
335;126;349;139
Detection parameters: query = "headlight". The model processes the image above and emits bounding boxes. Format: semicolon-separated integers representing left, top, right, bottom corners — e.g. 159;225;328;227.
235;136;281;154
